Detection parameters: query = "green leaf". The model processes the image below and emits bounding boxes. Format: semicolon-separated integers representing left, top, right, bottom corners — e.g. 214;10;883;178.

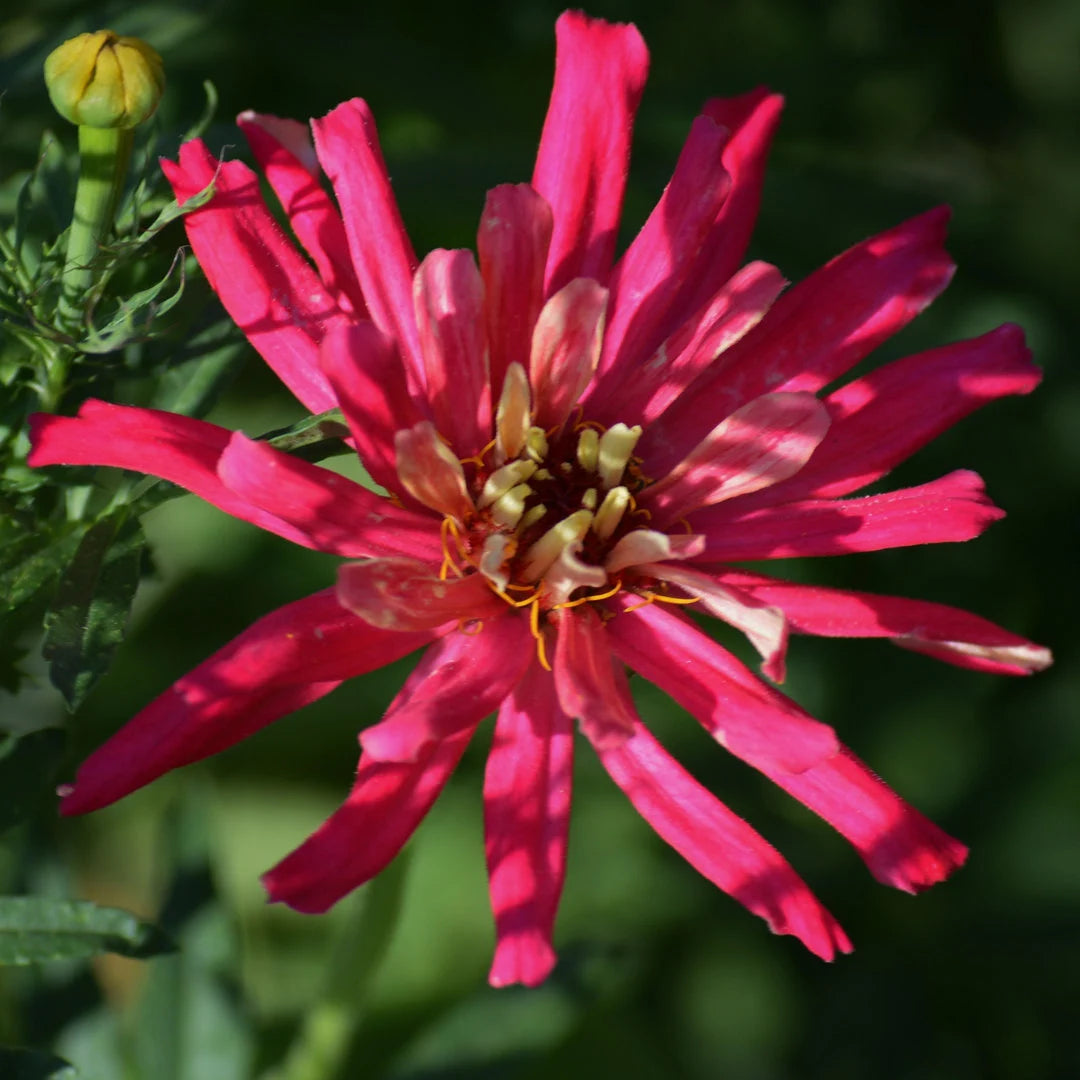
0;729;66;835
42;513;145;711
263;409;352;464
0;897;175;965
0;529;84;617
0;1047;77;1080
150;323;246;419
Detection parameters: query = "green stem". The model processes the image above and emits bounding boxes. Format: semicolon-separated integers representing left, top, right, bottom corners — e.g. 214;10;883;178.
59;124;133;323
266;852;412;1080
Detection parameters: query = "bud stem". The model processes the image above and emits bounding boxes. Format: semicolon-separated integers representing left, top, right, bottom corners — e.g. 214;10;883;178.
60;124;133;321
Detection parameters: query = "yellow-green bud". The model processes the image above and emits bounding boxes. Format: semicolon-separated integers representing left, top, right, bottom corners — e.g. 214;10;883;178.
45;30;164;129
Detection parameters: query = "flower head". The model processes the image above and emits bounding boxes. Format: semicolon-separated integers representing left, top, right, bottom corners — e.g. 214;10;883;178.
31;12;1050;987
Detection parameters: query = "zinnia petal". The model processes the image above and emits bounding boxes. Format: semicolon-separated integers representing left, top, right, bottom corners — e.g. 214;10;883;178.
60;591;434;815
532;11;649;292
161;141;342;414
263;727;474;913
485;661;574;988
607;599;838;774
359;617;533;762
716;569;1051;675
593;718;853;960
693;470;1004;561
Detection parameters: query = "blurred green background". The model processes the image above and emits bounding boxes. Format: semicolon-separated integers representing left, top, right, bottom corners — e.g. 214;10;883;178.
1;0;1077;1077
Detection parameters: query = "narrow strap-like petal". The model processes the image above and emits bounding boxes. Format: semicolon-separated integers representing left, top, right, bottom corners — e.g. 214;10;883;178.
338;558;506;631
312;99;424;393
529;278;609;430
414;249;491;458
716;569;1051;675
761;748;969;893
636;563;789;682
643;207;955;475
607;599;838;774
552;604;637;748
485;661;574;988
29;401;329;551
359;616;533;762
661;90;785;327
263;727;473;913
596;114;731;379
594;718;852;961
730;324;1042;509
587;260;786;426
216;431;442;561
532;11;649;293
60;590;434;815
641;392;830;524
319;321;429;497
162;140;342;414
237;111;368;316
478;184;553;398
692;470;1004;561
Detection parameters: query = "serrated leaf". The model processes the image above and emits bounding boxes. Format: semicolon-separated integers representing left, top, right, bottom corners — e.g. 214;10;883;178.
0;728;66;834
0;529;84;616
75;253;187;355
42;514;145;711
0;1046;77;1080
0;897;175;965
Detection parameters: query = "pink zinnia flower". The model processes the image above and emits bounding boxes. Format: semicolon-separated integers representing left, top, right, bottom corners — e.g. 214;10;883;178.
31;12;1050;987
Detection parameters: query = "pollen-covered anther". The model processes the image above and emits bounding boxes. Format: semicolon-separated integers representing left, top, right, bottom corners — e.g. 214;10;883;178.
597;423;642;488
581;487;598;510
521;509;593;581
491;483;534;528
495;362;531;464
576;427;599;471
526;426;549;463
592;485;630;540
479;459;538;508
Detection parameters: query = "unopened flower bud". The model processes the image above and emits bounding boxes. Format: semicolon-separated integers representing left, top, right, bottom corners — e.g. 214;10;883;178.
45;30;164;129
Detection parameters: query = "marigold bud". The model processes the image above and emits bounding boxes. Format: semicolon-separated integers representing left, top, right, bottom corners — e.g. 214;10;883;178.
45;30;164;129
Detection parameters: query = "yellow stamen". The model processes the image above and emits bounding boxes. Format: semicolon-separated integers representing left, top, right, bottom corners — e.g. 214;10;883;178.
576;427;599;471
593;485;629;540
491;482;534;528
479;458;537;508
581;487;598;510
520;509;593;581
552;579;623;610
597;423;642;489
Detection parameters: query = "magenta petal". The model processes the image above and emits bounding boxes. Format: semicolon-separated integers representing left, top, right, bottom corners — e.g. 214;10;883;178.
338;557;506;631
662;89;785;325
718;569;1051;675
237;111;368;317
607;599;838;773
641;391;831;524
360;616;533;762
485;661;574;988
532;11;649;293
312;99;424;394
529;278;609;430
735;324;1043;508
595;719;852;960
693;470;1004;561
264;727;473;913
162;141;342;414
552;605;637;748
216;431;441;561
60;590;434;815
29;401;325;549
414;249;491;458
590;260;787;426
763;749;969;893
644;207;955;474
597;113;731;380
478;184;553;397
319;321;429;496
